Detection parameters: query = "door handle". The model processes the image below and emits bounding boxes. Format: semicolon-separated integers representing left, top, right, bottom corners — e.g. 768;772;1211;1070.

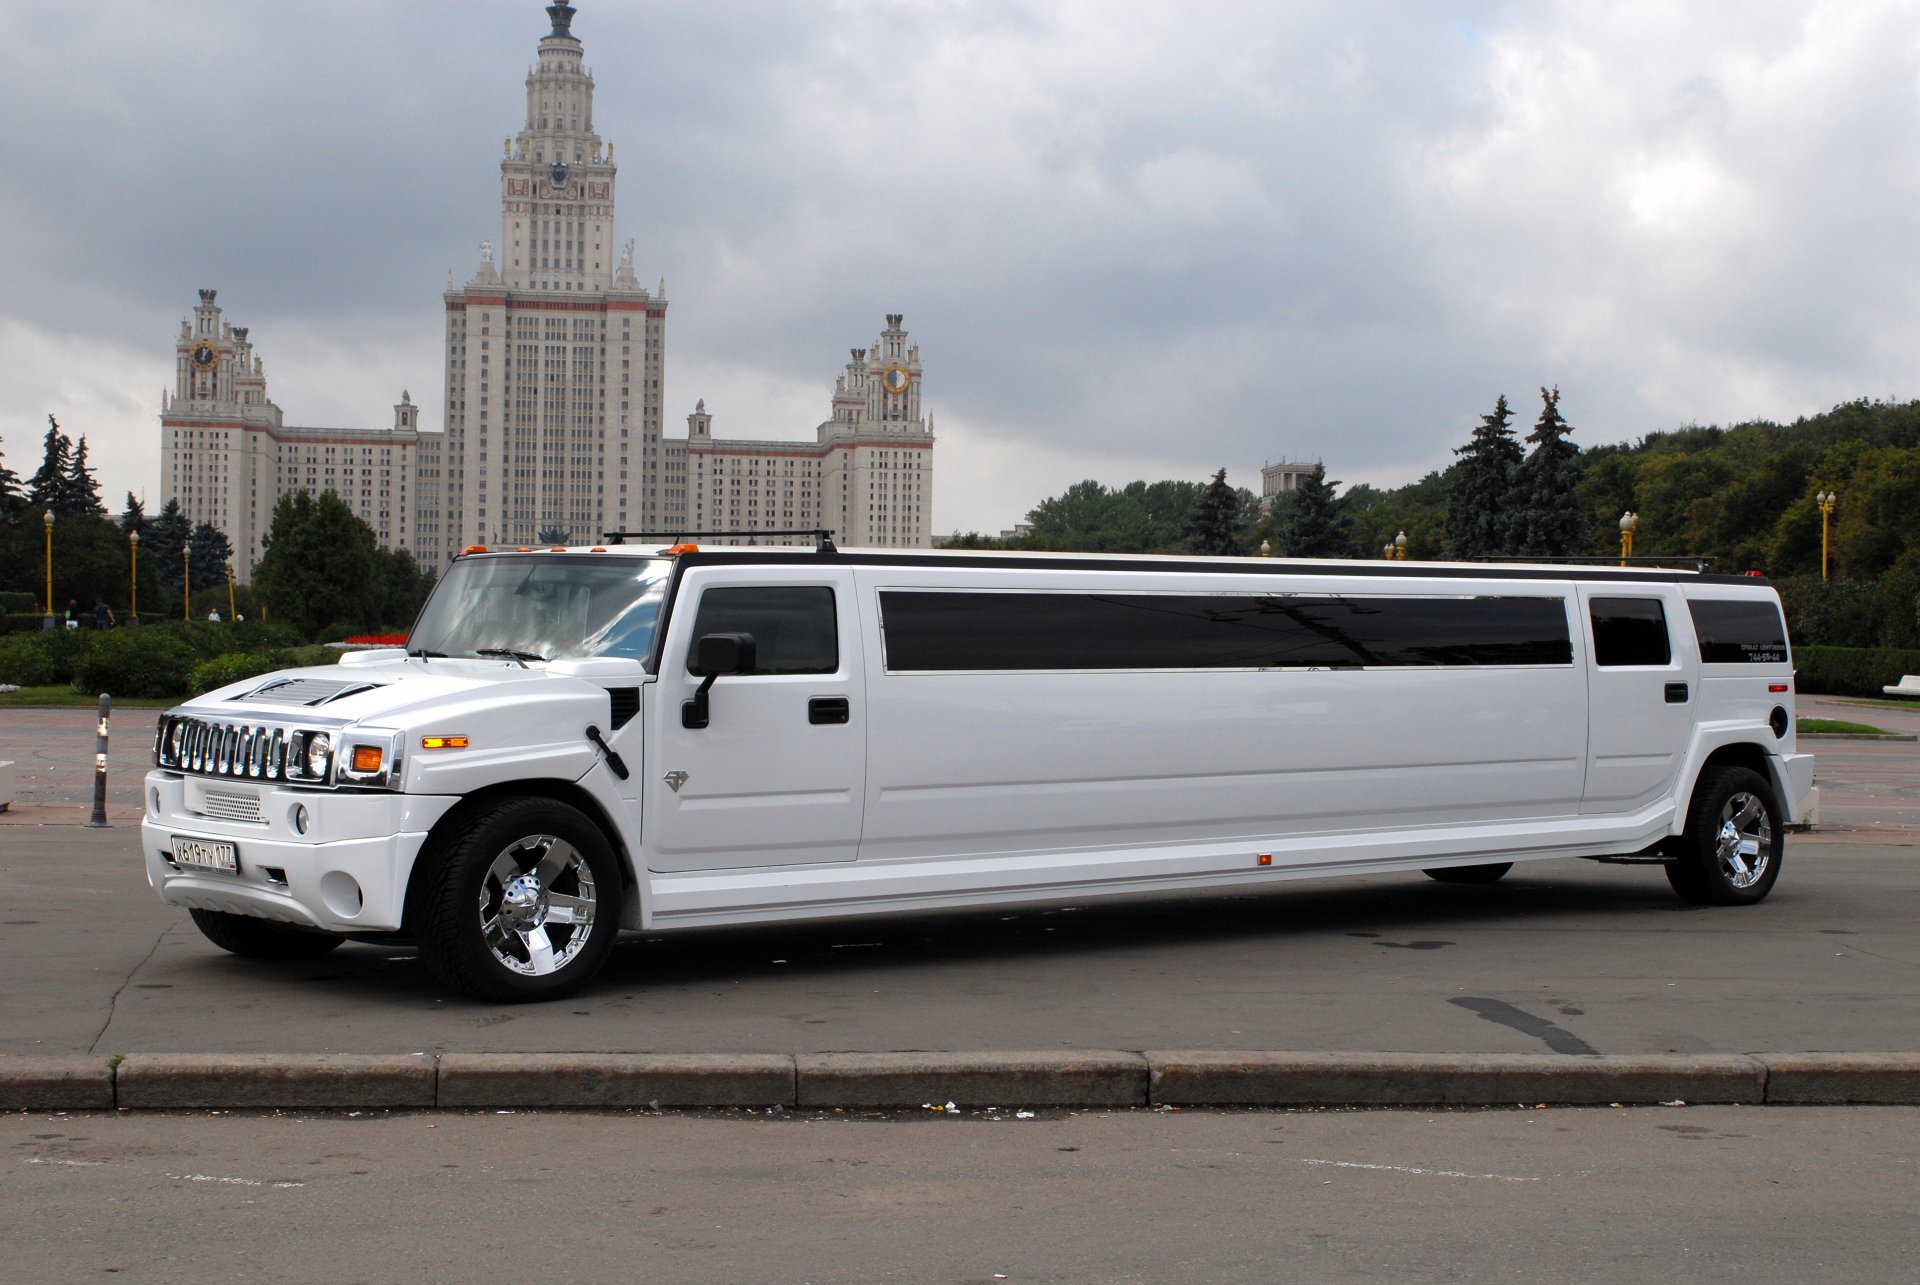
809;697;850;725
1665;682;1690;704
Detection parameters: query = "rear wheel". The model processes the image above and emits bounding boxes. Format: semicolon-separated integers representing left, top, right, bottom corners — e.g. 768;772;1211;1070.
414;797;621;1002
1665;767;1782;905
1423;863;1513;884
188;908;345;959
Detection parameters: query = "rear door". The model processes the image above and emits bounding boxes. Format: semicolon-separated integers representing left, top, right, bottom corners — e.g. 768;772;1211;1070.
641;565;866;871
1579;586;1698;815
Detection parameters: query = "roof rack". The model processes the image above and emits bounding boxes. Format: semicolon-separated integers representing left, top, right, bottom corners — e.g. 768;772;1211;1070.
601;528;838;554
1473;554;1718;573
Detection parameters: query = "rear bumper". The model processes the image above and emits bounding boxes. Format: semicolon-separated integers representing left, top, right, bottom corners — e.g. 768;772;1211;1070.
1774;752;1816;823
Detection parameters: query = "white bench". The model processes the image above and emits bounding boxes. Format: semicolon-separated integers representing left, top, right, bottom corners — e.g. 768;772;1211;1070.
1885;675;1920;697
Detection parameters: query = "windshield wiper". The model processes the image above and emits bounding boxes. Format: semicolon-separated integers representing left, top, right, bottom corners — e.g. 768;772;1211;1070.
407;648;445;660
475;648;545;666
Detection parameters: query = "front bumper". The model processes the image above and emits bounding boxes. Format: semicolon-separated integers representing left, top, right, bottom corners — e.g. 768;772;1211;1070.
141;770;459;933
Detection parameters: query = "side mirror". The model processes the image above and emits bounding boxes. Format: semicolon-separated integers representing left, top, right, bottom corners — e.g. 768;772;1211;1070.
684;632;756;729
692;632;757;677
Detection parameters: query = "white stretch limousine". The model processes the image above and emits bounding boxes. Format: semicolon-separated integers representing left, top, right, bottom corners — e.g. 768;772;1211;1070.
142;541;1814;1001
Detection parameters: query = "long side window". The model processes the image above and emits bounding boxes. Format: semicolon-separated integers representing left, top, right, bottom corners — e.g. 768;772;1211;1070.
878;591;1572;672
687;586;838;675
1687;598;1789;664
1590;597;1672;667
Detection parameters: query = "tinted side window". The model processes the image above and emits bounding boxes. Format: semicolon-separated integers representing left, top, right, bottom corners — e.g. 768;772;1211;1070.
687;587;838;675
879;592;1572;671
1590;597;1672;667
1688;598;1789;665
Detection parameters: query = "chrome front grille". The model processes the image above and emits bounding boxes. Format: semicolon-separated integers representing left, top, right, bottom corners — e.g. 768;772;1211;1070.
154;716;322;784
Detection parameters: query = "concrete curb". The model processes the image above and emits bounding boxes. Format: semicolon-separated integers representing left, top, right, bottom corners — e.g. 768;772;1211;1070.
8;1052;1920;1112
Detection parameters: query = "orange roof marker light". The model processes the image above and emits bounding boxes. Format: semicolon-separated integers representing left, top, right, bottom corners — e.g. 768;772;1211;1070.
666;543;701;555
461;545;489;556
421;735;470;751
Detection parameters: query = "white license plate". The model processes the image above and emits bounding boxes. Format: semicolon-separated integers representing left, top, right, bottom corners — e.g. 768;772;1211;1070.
172;836;239;874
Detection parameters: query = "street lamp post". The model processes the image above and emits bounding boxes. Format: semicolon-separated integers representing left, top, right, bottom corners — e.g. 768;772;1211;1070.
1393;531;1408;561
41;509;54;630
226;563;236;622
1619;511;1638;566
129;529;139;622
183;546;191;622
1817;490;1837;582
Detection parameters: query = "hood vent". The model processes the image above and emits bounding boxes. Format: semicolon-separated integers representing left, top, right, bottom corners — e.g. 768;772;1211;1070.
239;677;382;706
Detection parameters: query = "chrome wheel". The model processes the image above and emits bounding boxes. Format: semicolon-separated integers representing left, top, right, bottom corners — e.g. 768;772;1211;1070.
417;797;622;1001
1666;766;1783;906
477;833;600;976
1713;790;1772;890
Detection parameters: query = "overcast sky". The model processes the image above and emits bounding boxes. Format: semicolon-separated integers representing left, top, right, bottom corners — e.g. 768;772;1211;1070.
3;0;1916;538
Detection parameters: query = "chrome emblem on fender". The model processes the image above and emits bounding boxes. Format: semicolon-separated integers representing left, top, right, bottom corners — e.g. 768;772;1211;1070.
663;770;689;793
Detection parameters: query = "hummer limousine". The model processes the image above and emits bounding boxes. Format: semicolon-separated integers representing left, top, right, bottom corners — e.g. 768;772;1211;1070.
142;536;1814;1001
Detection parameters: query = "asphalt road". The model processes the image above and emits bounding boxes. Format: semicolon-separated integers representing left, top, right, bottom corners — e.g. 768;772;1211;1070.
0;696;1914;1058
7;1105;1919;1283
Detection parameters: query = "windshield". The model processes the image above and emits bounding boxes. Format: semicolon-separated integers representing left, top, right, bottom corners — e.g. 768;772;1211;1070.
406;555;673;665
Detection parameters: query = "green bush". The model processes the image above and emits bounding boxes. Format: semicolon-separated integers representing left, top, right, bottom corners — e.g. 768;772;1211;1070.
191;651;285;695
70;629;195;699
0;591;37;614
1794;645;1920;698
0;632;57;687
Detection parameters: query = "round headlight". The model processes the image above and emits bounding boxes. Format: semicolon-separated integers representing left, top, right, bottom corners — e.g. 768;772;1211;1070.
303;732;333;780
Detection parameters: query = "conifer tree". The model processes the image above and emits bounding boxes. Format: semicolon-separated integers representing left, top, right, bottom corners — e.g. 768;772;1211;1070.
144;498;192;590
1445;394;1523;559
1279;462;1359;558
62;436;105;515
0;433;22;518
1509;386;1589;558
26;416;71;510
1184;468;1245;556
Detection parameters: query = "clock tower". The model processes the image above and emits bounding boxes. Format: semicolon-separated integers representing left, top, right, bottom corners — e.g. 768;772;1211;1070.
500;1;617;293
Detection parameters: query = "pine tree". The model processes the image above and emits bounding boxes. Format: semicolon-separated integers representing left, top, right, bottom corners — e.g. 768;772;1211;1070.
1509;386;1590;558
1279;462;1358;558
26;416;71;510
1445;394;1524;559
119;493;146;535
61;436;105;515
0;433;22;518
144;498;192;590
187;522;234;592
1184;468;1245;556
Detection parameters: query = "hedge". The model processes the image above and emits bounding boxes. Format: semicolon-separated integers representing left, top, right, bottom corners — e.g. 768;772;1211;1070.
1794;645;1920;698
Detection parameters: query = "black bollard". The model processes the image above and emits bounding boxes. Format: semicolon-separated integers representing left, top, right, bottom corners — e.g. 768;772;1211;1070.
87;693;111;828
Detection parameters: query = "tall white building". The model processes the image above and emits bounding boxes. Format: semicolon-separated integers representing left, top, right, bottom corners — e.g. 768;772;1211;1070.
159;289;421;577
164;2;935;569
419;0;935;556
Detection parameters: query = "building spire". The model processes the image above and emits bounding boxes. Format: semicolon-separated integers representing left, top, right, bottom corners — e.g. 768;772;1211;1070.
545;2;579;41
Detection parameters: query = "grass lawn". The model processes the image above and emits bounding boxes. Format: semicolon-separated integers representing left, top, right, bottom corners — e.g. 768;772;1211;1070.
1798;717;1892;735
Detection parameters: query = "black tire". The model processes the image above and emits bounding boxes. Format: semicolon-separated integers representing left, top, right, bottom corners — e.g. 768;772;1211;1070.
414;797;621;1002
1665;766;1783;905
1423;863;1513;884
188;908;345;959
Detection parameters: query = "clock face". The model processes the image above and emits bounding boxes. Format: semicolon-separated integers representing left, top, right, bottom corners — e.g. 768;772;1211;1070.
190;342;217;370
549;161;570;189
881;365;909;394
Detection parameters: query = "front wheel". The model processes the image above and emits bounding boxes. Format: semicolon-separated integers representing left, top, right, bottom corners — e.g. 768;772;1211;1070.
1665;767;1783;905
1423;863;1513;884
414;797;622;1002
189;908;345;958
